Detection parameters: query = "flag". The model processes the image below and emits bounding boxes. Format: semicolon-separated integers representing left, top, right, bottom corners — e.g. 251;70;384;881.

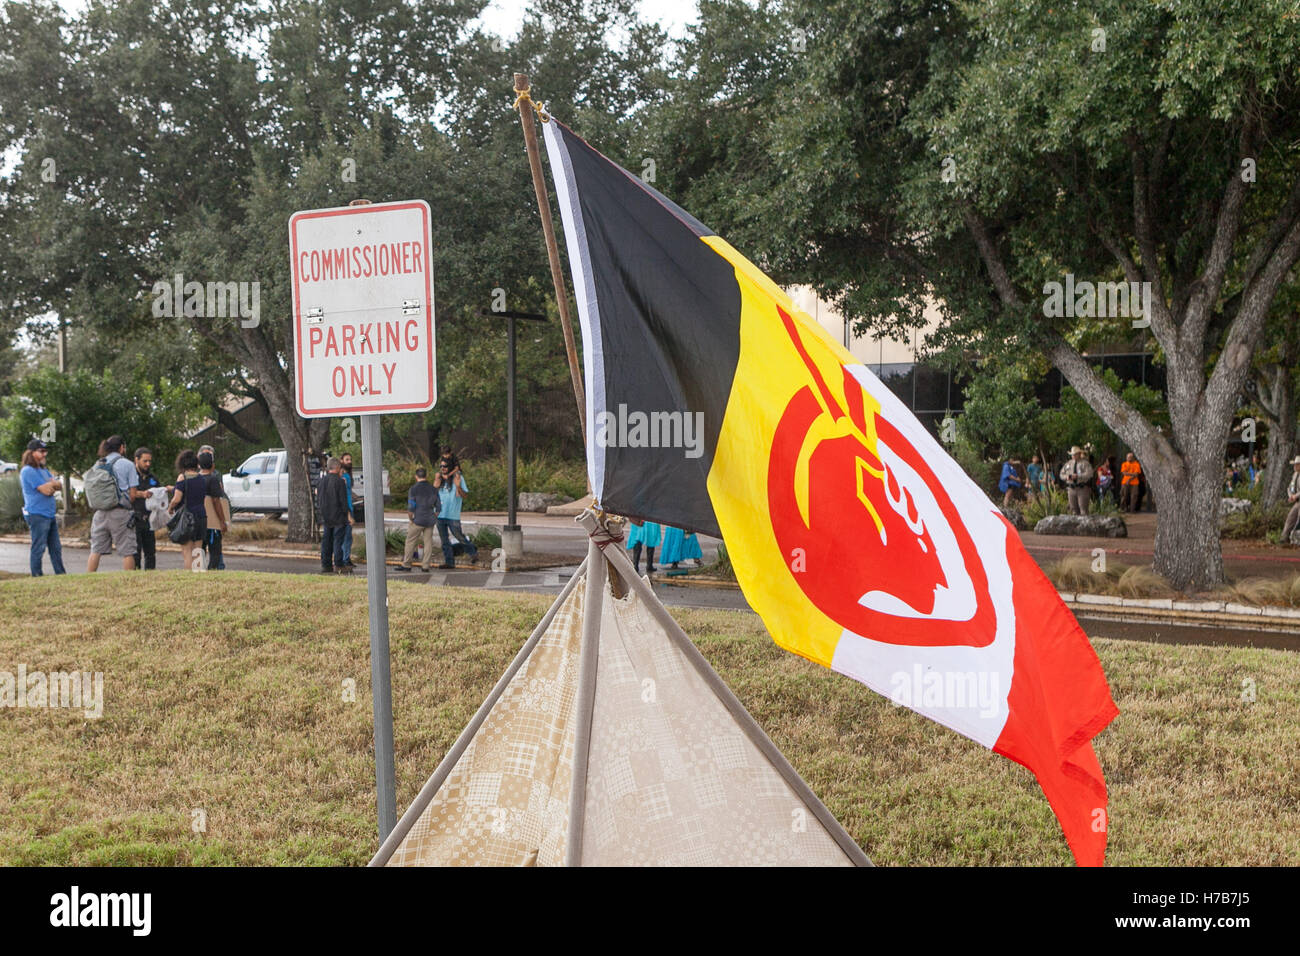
542;118;1119;865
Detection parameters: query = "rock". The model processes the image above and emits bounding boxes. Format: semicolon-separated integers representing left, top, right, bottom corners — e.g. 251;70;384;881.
1219;497;1253;517
517;491;574;513
1034;514;1128;538
998;507;1028;531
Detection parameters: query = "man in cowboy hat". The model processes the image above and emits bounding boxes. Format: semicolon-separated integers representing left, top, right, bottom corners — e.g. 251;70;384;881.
1059;445;1095;516
1282;456;1300;545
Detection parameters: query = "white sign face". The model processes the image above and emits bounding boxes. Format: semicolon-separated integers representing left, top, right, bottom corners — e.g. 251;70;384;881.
290;200;436;418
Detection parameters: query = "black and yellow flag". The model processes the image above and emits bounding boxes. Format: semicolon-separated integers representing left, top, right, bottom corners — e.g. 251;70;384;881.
542;118;1118;865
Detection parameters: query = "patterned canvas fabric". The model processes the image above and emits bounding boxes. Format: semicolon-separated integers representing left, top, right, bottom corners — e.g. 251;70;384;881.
385;579;584;866
579;581;854;866
385;558;858;866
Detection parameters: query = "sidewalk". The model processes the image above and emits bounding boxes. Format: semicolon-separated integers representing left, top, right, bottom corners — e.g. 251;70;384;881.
1017;512;1300;579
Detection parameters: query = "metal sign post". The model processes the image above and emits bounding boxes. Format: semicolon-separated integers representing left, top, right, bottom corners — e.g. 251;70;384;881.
362;412;396;838
289;198;436;843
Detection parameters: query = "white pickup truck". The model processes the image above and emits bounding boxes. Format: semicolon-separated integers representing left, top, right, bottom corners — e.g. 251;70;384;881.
224;449;388;518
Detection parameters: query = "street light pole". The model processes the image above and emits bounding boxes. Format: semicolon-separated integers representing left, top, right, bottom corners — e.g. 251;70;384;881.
482;308;546;563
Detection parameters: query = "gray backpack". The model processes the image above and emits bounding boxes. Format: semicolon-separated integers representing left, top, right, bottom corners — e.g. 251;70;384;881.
84;459;122;510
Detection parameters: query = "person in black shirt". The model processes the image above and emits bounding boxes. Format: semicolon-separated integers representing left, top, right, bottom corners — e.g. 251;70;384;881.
395;467;439;572
198;451;229;571
318;457;351;574
132;447;164;570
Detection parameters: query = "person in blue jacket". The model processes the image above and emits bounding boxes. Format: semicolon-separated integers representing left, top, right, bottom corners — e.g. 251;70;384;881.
999;457;1025;509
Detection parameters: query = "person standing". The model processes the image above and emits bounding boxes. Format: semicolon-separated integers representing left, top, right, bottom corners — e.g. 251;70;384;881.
131;447;163;570
627;519;661;573
167;450;209;571
1059;446;1095;516
197;445;226;568
659;525;703;569
318;457;351;574
87;435;144;572
395;467;439;572
1096;458;1114;503
999;457;1025;508
1281;456;1300;546
20;439;65;576
1120;452;1143;512
433;459;477;569
339;452;356;569
198;451;229;571
1026;455;1045;501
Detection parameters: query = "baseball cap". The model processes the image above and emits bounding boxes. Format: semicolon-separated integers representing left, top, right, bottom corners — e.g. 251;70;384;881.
26;439;47;451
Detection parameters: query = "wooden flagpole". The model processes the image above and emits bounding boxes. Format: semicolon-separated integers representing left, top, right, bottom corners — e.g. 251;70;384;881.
513;73;587;442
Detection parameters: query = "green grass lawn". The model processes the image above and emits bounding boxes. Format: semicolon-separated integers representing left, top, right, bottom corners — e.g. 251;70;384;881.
1;572;1297;866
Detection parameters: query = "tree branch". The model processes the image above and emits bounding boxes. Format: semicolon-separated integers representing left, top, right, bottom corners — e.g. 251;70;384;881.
1183;112;1257;347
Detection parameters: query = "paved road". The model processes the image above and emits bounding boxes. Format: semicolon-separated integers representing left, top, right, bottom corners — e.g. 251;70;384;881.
0;540;747;612
7;540;1297;649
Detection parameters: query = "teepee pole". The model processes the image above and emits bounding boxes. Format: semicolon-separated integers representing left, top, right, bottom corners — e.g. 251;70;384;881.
588;519;874;867
565;537;605;866
368;557;590;867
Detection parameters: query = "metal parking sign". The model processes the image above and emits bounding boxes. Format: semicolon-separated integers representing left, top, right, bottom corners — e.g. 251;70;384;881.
289;200;436;418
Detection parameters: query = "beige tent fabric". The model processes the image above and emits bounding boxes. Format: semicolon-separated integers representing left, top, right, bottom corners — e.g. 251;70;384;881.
384;577;584;866
579;580;855;866
382;557;861;866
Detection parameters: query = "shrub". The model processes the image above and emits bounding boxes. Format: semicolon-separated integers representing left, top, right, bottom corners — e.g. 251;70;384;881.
224;519;284;542
472;526;501;551
0;474;24;534
1022;487;1070;525
1221;502;1289;540
705;542;735;581
353;528;406;560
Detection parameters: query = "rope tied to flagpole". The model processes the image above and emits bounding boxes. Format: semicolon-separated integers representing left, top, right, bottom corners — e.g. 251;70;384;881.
511;85;550;123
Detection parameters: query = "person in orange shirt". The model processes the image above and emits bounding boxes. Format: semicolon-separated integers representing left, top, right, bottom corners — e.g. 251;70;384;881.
1120;452;1143;512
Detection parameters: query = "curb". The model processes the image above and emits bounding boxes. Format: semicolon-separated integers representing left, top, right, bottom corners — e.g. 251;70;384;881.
1060;591;1300;632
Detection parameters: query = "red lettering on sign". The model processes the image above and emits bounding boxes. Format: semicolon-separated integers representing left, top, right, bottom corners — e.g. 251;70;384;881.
308;327;322;357
331;367;345;396
404;319;419;351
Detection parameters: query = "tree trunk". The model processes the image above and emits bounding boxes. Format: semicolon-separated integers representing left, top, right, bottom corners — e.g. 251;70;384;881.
256;385;314;543
1147;457;1226;591
1263;425;1296;508
1258;359;1297;509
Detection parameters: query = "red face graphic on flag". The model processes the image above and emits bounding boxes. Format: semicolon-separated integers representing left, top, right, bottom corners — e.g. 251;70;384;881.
766;307;998;647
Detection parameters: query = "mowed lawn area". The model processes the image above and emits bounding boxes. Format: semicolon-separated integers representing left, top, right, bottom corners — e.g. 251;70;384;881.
1;572;1297;866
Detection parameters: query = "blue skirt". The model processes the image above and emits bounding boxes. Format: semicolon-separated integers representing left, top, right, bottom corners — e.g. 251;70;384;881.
659;526;702;563
625;520;660;548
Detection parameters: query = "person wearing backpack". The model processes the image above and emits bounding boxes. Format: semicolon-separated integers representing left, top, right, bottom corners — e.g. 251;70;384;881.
86;435;144;572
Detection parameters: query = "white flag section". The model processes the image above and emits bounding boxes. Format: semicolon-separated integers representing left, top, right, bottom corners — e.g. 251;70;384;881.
371;514;868;867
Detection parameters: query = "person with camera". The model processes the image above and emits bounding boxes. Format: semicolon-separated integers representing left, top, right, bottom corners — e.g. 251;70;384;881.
433;459;477;569
1058;445;1095;516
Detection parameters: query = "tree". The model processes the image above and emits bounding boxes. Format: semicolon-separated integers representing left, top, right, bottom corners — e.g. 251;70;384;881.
0;366;204;475
653;0;1300;590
